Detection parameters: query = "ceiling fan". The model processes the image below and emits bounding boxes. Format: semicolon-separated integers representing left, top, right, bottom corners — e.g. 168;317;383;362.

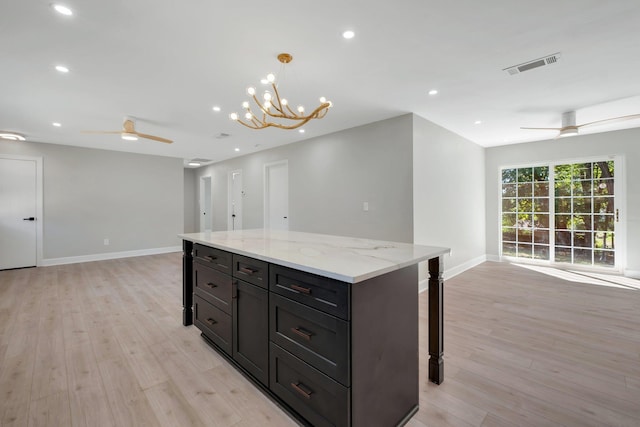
521;111;640;138
82;118;173;144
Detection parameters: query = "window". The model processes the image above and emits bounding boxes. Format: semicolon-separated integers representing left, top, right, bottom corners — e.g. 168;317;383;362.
501;159;618;269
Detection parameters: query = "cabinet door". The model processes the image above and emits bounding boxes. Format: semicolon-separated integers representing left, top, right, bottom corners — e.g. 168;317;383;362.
233;279;269;386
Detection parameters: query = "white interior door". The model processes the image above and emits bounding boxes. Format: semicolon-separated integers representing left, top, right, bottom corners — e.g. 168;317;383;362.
264;161;289;230
199;176;212;231
228;170;243;230
0;158;37;269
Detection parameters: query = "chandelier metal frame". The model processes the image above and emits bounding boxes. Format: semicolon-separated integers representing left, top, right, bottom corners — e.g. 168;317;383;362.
230;53;332;130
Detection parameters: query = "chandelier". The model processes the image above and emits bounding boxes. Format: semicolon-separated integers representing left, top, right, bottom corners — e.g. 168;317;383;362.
229;53;332;130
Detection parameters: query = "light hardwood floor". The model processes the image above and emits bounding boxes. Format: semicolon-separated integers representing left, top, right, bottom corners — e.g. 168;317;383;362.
1;254;639;426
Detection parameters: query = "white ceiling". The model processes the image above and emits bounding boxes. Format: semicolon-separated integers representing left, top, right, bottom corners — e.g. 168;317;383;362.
2;0;640;165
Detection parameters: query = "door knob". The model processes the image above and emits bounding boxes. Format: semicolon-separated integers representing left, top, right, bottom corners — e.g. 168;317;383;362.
23;217;35;221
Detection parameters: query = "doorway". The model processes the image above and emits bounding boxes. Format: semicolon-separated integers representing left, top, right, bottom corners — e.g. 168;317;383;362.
199;176;212;231
500;157;624;271
228;170;243;230
264;160;289;230
0;155;43;269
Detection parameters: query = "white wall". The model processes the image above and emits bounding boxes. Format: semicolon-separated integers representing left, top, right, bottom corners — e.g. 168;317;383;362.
413;115;487;279
0;140;183;262
485;127;640;277
193;115;415;243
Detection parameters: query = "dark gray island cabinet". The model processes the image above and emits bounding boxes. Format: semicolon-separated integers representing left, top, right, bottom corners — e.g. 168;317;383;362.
180;230;449;427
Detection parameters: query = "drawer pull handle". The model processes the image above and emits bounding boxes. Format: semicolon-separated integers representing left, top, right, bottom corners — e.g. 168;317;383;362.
204;255;217;261
239;266;258;275
291;327;313;341
290;382;313;399
206;282;217;288
206;318;217;325
290;284;311;294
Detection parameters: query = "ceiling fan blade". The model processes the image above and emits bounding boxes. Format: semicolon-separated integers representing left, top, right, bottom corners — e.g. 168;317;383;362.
577;113;640;128
520;127;562;130
135;132;173;144
81;130;122;134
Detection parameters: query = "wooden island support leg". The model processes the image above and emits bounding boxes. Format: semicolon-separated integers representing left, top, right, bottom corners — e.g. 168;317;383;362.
183;240;193;326
428;256;444;384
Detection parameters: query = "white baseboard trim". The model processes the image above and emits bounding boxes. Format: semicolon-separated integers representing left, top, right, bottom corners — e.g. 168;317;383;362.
486;254;500;262
625;269;640;279
419;254;488;293
42;246;182;267
444;255;487;280
418;278;428;293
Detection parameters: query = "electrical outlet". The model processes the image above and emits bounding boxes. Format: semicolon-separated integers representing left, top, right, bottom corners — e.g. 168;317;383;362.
104;238;109;246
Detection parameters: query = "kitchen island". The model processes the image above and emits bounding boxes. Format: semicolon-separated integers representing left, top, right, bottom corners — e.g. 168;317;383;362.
179;229;449;427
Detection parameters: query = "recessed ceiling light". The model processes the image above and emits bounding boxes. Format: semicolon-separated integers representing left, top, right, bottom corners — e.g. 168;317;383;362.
474;120;482;125
342;30;355;39
52;4;73;16
52;122;61;127
188;162;201;167
0;132;26;141
299;129;305;133
428;89;438;96
212;106;221;112
55;65;69;73
234;148;240;152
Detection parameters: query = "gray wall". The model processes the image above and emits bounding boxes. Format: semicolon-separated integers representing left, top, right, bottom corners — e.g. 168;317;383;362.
183;168;197;233
0;140;183;260
413;115;487;278
194;115;414;243
485;127;640;276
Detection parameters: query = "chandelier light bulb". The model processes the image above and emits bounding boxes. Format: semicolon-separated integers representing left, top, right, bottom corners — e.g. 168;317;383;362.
245;112;253;120
297;105;305;113
263;92;272;101
267;73;276;83
281;99;288;106
242;101;249;109
319;97;326;103
264;101;272;109
328;101;333;107
260;78;269;84
230;112;239;121
247;87;256;95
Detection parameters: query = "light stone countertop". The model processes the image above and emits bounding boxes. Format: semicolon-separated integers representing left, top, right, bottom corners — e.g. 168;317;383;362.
178;229;449;283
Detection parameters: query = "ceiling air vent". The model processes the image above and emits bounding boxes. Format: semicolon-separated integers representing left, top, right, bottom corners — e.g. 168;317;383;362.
190;158;212;163
504;53;561;75
215;132;230;139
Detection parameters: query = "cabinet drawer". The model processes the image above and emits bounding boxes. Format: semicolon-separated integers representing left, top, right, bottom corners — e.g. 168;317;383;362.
270;343;349;427
194;262;232;314
270;293;349;386
232;254;268;289
193;244;232;274
194;294;232;355
270;265;349;320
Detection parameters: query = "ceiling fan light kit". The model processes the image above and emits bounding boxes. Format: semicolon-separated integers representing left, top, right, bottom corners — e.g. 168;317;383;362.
0;131;26;141
230;53;332;130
